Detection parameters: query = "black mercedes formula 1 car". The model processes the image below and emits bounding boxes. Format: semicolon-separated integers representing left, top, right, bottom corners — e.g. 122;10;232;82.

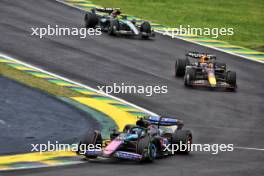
175;52;237;91
76;116;192;162
84;8;155;39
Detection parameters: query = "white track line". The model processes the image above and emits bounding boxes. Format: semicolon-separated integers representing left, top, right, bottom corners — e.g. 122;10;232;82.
155;31;264;64
0;53;158;116
234;147;264;151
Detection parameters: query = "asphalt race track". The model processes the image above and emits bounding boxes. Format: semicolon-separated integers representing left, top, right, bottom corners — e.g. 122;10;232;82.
0;0;264;175
0;76;99;155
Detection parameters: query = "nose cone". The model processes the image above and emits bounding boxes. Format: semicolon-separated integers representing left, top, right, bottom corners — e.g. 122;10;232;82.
208;73;217;87
103;140;123;156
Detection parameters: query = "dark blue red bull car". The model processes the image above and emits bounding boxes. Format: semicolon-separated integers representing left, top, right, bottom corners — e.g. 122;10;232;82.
76;116;192;162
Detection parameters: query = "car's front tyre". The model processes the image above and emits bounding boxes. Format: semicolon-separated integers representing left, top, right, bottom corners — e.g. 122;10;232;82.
84;12;99;28
225;71;237;91
137;137;156;162
175;59;188;77
77;130;102;159
184;68;195;86
171;129;192;154
140;21;151;39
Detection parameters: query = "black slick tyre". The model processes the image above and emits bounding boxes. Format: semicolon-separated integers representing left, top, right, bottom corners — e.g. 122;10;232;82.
84;12;98;28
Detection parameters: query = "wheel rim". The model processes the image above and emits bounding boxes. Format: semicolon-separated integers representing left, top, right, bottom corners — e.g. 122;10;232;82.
149;143;156;159
186;74;190;85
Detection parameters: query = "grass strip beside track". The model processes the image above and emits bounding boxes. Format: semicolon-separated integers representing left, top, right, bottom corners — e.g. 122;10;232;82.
92;0;264;52
64;0;263;62
0;63;82;98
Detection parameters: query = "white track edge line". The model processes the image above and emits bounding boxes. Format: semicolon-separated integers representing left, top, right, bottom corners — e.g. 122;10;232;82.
155;32;264;64
0;53;158;116
234;147;264;151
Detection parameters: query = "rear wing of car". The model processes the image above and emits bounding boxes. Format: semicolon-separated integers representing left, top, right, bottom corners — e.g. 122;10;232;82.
186;52;216;59
92;7;120;14
144;116;184;128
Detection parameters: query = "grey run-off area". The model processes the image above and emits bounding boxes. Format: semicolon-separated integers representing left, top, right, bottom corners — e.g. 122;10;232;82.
0;76;99;155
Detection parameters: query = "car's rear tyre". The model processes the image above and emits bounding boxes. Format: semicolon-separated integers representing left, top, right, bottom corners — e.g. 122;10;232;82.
84;12;98;28
77;130;102;159
171;129;192;154
175;59;188;77
226;71;236;91
137;137;156;162
108;20;119;36
184;68;195;86
140;21;151;39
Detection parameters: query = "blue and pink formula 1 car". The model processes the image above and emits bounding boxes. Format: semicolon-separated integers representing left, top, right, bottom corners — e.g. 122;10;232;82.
76;116;192;162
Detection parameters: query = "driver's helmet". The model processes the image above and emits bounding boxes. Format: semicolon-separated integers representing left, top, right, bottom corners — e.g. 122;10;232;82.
136;118;151;128
208;62;214;68
126;127;142;140
129;127;142;134
111;9;121;18
200;55;209;63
